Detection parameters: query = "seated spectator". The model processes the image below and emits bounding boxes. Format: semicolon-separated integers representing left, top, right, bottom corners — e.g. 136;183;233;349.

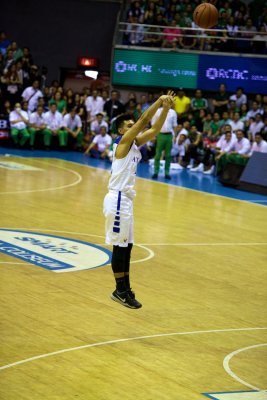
104;90;125;120
90;112;109;136
229;112;245;133
232;129;251;155
0;31;11;56
238;18;257;53
226;16;239;50
124;98;140;120
2;64;21;106
21;100;30;118
178;21;197;50
21;79;43;112
16;60;29;89
253;26;267;54
206;112;221;143
125;15;145;45
9;41;23;62
9;102;30;147
229;87;247;110
161;20;181;49
84;126;112;158
85;89;105;122
174;88;191;123
171;132;187;167
62;107;83;150
246;101;264;120
139;93;154;112
228;100;239;117
249;132;267;155
65;88;74;112
126;1;144;21
3;49;14;73
49;91;67;115
212;84;229;116
28;104;47;149
21;46;33;71
202;112;213;136
143;1;157;25
43;102;67;149
247;114;265;141
191;89;208;119
219;111;232;134
185;125;205;171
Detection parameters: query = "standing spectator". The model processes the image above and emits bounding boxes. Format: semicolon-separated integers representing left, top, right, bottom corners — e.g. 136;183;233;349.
65;88;74;112
84;126;112;158
85;89;104;122
173;88;191;122
104;90;125;121
9;102;30;147
28;104;47;148
212;84;229;116
43;102;67;149
151;105;178;179
21;80;43;112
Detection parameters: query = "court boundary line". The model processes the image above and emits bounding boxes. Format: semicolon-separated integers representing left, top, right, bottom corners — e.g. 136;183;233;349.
223;343;267;391
0;158;82;194
56;158;267;208
0;327;266;374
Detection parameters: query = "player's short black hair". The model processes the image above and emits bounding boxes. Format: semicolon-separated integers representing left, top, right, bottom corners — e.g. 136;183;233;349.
114;114;134;132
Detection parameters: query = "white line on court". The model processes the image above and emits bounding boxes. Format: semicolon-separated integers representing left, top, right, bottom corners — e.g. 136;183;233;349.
61;159;267;208
138;242;267;246
0;158;82;194
0;327;266;372
223;343;267;391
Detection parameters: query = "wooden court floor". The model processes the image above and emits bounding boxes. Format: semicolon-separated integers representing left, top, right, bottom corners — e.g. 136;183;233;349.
0;156;266;400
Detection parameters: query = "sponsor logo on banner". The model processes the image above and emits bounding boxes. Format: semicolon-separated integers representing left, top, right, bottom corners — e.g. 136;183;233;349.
0;230;111;273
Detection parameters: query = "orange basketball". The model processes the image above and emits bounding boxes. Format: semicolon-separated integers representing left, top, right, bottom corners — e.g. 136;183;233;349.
193;2;218;29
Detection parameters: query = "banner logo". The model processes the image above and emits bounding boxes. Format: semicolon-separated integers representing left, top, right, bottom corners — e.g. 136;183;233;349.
0;230;111;273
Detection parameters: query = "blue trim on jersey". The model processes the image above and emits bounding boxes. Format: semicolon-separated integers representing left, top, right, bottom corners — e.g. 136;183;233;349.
117;191;121;211
115;136;122;144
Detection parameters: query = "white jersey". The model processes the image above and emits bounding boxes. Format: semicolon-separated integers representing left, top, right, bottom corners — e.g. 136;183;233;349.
108;138;141;199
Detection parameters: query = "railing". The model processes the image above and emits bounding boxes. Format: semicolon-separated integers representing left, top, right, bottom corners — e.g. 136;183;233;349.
115;22;267;56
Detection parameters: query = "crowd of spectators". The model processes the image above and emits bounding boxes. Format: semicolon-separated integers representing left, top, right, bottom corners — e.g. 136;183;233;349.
123;0;267;53
0;31;267;181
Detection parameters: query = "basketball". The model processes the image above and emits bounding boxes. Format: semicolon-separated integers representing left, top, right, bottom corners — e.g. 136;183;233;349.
193;2;219;29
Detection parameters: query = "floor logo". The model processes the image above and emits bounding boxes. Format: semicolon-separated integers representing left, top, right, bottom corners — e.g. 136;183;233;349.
0;161;43;170
0;229;111;273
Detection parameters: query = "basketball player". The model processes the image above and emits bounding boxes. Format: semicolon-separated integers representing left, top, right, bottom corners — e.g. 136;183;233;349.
103;92;175;309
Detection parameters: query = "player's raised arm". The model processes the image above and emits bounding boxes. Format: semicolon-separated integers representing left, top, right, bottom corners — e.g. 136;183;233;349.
135;94;175;147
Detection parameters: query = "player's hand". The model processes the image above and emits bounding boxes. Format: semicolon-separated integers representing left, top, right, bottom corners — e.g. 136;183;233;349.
162;96;173;109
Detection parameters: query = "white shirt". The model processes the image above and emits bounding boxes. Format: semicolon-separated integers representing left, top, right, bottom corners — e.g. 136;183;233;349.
22;86;43;112
250;140;267;155
85;96;104;117
91;119;109;135
176;128;190;145
229;93;247;109
246;108;264;120
44;110;63;130
108;139;141;199
216;135;237;152
229;120;244;133
9;109;29;130
151;108;177;134
93;133;112;152
29;111;46;128
233;137;251;155
249;121;265;139
63;114;82;130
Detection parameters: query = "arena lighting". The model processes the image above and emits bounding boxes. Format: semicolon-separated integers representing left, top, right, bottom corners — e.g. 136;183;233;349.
84;70;99;79
77;57;98;68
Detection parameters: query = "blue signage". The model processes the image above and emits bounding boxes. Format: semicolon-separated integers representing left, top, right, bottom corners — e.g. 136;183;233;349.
198;55;267;94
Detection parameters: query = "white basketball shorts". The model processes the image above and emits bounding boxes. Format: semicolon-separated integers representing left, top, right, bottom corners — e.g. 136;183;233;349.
103;191;134;247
